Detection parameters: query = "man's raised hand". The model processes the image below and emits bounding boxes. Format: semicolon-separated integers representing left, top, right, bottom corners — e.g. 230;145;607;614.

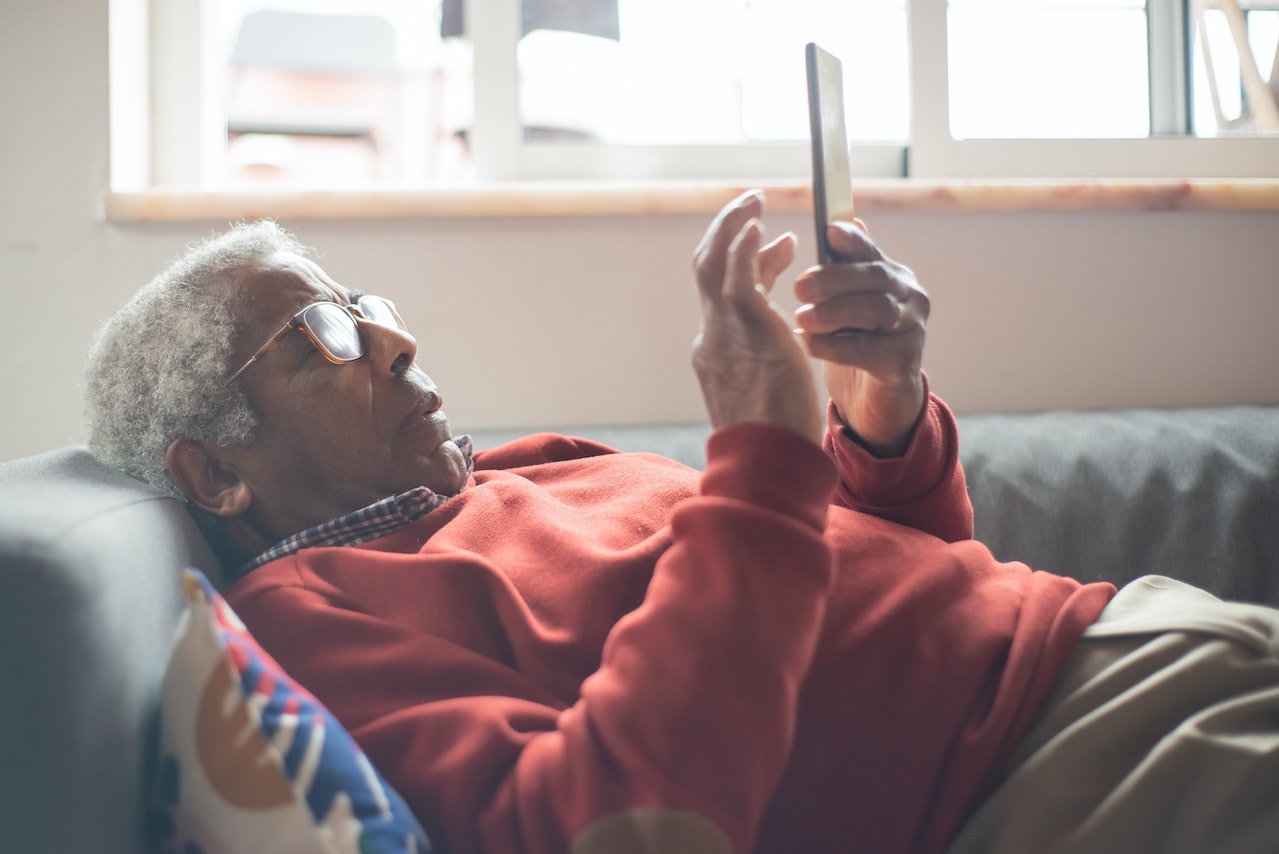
691;191;823;446
794;221;929;457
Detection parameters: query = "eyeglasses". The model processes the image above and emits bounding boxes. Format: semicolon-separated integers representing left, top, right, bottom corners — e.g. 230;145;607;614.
226;295;406;385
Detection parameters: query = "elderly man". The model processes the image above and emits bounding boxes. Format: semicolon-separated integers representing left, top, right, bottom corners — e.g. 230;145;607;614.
85;192;1278;854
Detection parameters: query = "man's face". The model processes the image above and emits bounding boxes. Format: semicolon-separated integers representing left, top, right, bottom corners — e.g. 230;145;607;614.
215;252;469;542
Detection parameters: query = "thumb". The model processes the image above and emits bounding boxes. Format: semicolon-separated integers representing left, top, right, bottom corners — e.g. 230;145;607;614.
827;221;881;263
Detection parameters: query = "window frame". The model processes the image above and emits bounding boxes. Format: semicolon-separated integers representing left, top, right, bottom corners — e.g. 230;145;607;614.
115;0;1279;195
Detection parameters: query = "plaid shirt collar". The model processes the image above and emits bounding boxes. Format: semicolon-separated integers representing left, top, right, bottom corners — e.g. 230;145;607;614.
239;435;475;575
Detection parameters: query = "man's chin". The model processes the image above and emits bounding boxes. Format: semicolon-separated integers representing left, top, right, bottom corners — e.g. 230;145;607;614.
420;438;469;495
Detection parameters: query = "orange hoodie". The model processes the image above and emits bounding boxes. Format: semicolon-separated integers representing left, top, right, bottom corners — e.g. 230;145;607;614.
228;396;1114;854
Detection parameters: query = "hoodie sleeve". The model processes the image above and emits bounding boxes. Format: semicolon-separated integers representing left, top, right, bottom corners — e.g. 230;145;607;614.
822;383;974;543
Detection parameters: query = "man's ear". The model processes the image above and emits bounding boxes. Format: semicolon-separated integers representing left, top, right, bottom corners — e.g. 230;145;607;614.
165;438;253;518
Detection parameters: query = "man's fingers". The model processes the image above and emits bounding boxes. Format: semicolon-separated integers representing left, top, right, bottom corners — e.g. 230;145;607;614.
794;260;907;304
827;221;883;264
725;218;763;301
803;326;924;375
795;291;905;335
756;232;797;292
694;190;765;300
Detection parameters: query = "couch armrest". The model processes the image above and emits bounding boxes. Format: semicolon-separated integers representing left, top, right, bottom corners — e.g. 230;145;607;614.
0;448;222;854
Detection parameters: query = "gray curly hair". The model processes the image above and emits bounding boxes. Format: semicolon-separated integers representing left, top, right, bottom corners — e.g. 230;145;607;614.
84;220;307;498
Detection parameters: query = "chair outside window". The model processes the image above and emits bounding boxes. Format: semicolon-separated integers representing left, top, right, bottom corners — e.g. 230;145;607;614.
1191;0;1279;134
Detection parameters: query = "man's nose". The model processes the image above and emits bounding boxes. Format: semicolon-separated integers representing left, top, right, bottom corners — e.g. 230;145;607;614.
359;317;418;377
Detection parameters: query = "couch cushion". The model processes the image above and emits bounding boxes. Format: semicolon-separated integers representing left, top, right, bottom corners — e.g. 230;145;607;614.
0;447;222;854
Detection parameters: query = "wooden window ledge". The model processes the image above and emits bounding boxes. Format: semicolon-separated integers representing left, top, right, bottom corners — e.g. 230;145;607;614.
104;178;1279;221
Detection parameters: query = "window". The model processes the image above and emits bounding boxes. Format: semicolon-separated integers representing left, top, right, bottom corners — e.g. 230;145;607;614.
115;0;1279;192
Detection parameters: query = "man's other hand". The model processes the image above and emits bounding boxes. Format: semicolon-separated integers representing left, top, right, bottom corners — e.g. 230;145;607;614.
794;221;929;457
692;191;823;446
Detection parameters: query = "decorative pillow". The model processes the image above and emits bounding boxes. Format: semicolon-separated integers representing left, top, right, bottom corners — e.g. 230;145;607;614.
151;568;432;854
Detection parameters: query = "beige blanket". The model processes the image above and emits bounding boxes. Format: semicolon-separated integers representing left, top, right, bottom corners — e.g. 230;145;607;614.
947;575;1279;854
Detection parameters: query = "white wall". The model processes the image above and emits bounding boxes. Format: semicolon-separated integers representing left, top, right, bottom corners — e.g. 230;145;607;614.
3;0;1278;463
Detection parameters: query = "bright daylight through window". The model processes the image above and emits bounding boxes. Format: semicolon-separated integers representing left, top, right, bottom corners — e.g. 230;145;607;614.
127;0;1279;189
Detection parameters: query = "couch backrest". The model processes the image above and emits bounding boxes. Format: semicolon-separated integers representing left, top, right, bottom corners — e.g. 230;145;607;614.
959;405;1279;608
0;447;222;854
471;406;1279;608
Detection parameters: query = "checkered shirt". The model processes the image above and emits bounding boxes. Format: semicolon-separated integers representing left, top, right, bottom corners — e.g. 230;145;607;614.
240;435;475;575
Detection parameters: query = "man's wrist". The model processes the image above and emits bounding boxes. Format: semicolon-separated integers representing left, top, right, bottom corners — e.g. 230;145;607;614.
832;405;921;459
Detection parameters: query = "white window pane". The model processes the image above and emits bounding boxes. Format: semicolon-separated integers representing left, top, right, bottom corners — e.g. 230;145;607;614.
517;0;908;146
1253;10;1279;73
948;1;1151;139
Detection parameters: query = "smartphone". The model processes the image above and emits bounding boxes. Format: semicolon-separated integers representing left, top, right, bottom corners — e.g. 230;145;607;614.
806;42;855;264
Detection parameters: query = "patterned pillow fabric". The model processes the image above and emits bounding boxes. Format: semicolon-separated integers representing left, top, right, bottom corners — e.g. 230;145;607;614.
151;568;432;854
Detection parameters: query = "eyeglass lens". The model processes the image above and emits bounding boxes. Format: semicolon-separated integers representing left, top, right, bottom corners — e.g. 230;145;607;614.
301;297;403;363
303;304;362;361
357;295;402;329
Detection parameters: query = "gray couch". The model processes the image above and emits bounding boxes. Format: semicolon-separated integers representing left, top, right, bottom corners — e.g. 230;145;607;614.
2;405;1277;853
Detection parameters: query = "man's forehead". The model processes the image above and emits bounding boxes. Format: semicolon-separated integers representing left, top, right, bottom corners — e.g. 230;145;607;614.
215;253;351;363
231;253;350;309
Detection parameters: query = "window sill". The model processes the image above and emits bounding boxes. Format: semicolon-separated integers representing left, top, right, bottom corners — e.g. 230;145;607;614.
103;178;1279;221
